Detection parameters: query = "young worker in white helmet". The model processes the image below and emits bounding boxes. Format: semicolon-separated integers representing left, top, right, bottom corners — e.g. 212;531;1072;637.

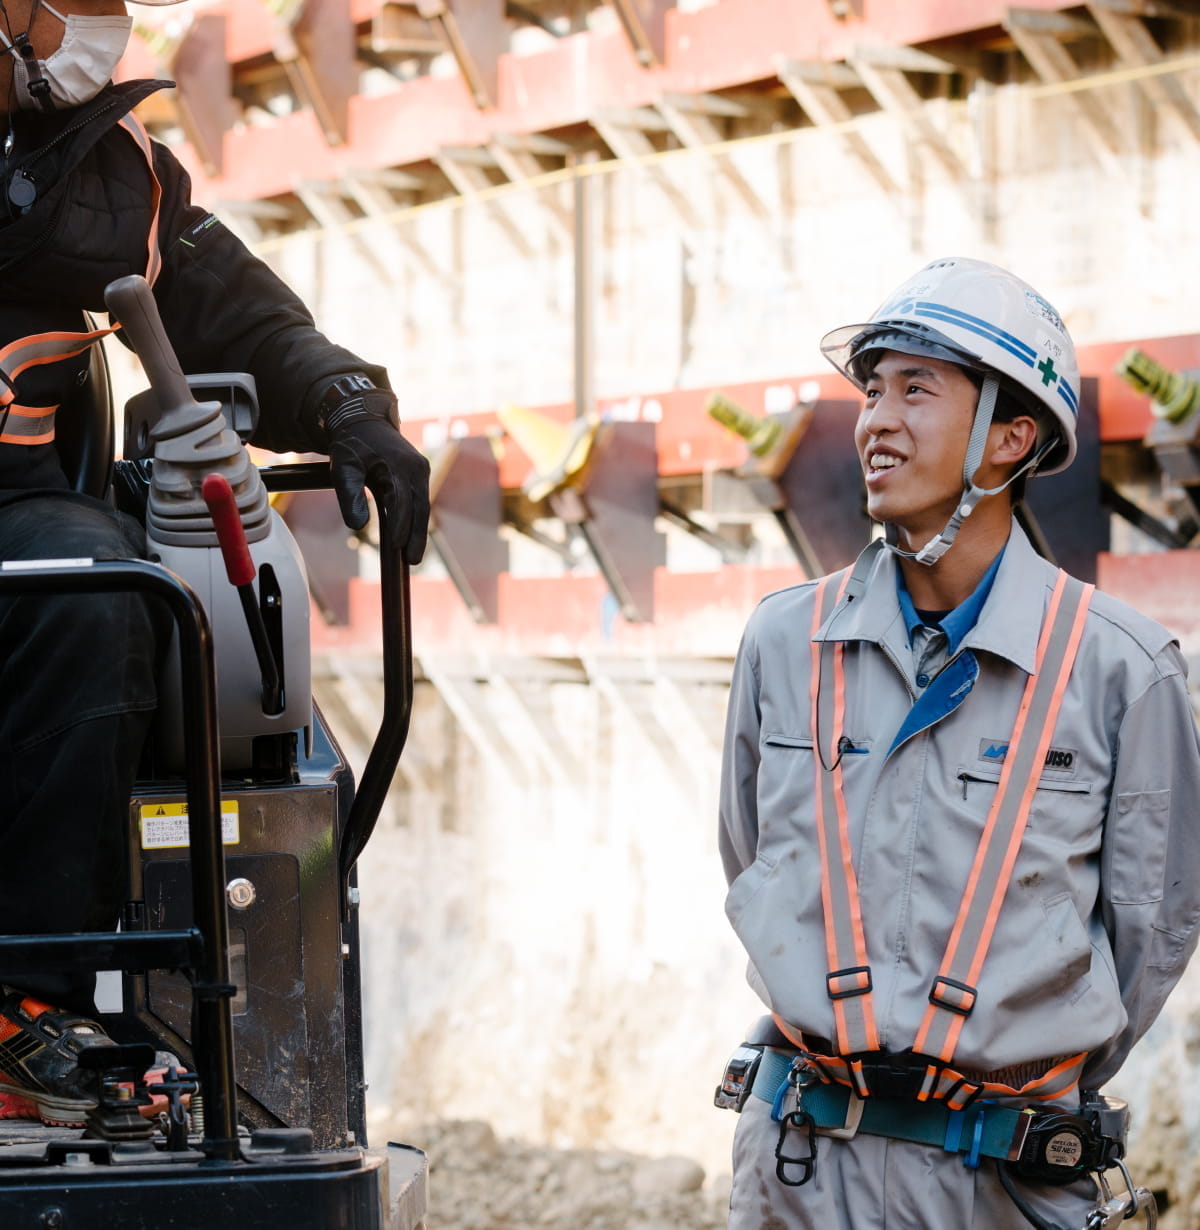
0;0;430;1124
717;257;1200;1228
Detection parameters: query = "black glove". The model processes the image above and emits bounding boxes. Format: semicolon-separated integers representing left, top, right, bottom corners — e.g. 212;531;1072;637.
324;387;431;565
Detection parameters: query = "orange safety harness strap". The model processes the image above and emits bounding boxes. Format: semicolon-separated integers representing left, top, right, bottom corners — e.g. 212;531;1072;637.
797;565;1094;1108
808;569;879;1081
915;571;1093;1059
0;113;162;445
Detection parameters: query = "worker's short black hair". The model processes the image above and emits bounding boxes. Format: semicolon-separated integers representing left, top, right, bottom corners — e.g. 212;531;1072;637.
960;369;1052;505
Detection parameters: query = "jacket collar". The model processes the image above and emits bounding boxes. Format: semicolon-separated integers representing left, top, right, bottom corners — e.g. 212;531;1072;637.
816;521;1057;677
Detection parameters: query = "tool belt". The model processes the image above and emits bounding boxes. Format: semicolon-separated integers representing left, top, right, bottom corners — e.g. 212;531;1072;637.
740;1046;1126;1188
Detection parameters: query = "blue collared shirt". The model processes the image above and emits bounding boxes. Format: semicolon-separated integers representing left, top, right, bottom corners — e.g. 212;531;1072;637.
887;545;1006;755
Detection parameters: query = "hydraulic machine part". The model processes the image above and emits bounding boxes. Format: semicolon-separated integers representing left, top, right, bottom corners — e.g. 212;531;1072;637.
428;434;509;623
1116;348;1200;521
498;402;665;622
707;392;788;459
705;390;871;576
105;275;312;777
1116;348;1200;424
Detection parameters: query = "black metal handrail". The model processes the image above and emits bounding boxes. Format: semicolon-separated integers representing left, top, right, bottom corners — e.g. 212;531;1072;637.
0;560;239;1163
0;929;204;978
258;462;415;914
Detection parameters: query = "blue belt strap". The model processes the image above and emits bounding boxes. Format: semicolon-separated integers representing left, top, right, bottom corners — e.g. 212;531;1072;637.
751;1049;1027;1166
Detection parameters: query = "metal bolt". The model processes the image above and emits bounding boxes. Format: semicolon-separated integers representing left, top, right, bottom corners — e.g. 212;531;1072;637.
40;1209;65;1229
227;878;256;909
347;886;361;907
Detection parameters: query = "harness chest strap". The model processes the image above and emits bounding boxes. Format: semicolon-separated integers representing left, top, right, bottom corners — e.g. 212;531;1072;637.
0;113;162;446
794;566;1094;1106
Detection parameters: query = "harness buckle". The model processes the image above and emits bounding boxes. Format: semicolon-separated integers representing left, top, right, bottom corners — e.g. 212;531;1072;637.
713;1044;763;1113
846;1049;929;1101
825;965;873;1000
928;975;978;1016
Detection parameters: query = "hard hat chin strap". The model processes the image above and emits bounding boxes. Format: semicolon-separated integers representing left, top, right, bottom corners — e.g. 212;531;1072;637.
882;376;1057;568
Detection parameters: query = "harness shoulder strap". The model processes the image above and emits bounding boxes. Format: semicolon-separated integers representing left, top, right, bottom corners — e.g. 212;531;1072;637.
0;113;163;444
809;568;880;1075
912;570;1094;1067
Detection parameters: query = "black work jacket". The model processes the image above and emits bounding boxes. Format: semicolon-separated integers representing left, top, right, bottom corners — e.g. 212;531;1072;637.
0;80;386;492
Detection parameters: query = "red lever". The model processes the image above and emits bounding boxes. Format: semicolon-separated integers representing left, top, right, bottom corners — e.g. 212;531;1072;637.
201;471;283;715
202;473;256;588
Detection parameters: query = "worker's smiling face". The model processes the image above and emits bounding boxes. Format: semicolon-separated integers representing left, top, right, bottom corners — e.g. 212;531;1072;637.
854;350;981;551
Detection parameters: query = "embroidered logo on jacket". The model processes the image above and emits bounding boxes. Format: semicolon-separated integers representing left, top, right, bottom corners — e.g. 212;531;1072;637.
978;740;1077;772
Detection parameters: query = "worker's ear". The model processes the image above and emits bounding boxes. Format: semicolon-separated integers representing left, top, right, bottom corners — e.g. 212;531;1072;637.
987;415;1039;469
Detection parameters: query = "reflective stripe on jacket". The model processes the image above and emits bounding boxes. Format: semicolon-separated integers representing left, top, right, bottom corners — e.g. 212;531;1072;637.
719;523;1200;1089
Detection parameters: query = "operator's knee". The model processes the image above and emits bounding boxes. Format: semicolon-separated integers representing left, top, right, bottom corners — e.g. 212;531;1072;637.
0;493;168;738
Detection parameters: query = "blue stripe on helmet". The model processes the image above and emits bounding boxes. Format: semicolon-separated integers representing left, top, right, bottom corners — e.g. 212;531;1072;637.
889;299;1078;420
916;309;1036;370
919;301;1042;359
912;302;1038;365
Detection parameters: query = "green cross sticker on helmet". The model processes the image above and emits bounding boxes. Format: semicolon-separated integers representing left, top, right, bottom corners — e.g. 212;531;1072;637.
821;256;1079;477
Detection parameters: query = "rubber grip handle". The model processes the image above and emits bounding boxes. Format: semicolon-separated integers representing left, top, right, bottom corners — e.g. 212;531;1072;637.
103;274;196;415
202;473;256;588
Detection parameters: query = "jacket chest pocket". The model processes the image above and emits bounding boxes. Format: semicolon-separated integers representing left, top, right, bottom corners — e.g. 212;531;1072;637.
956;767;1096;834
759;732;872;846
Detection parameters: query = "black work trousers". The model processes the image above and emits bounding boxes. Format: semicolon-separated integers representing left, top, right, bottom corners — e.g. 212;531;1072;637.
0;490;169;1015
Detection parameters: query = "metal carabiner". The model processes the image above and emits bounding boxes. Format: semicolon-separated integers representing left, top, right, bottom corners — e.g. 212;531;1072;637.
1085;1160;1158;1229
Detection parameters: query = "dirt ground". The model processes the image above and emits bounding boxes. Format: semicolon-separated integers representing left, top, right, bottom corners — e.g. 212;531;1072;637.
400;1116;1192;1230
404;1119;732;1230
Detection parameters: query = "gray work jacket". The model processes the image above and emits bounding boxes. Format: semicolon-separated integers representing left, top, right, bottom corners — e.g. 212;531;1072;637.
719;524;1200;1088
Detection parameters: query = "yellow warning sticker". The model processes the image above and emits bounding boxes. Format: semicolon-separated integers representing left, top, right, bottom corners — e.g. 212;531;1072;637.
139;801;240;850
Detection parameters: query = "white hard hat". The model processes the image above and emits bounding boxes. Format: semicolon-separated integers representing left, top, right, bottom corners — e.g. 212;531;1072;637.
820;256;1079;475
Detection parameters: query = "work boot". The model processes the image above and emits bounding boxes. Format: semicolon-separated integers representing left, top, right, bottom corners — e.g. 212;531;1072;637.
0;988;124;1126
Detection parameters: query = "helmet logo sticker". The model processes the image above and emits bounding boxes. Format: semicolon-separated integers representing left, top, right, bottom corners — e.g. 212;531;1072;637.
1036;356;1059;387
1023;288;1066;335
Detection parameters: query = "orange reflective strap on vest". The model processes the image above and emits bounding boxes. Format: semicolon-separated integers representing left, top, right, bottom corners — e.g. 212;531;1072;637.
800;567;1094;1107
913;572;1094;1071
808;569;879;1077
116;112;163;286
0;401;57;444
0;113;162;445
0;323;112;444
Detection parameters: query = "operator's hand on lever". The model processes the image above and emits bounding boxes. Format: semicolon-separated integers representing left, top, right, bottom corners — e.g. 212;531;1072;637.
321;379;431;565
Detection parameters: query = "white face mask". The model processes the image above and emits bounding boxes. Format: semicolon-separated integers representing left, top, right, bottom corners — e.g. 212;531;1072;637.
2;3;133;110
